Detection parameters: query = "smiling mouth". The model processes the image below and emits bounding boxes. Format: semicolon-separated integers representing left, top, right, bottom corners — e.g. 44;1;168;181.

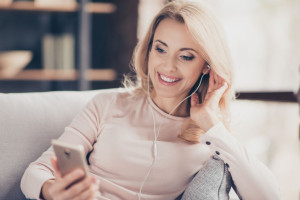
158;72;181;84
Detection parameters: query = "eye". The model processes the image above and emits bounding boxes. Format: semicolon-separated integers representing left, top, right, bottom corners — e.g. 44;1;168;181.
155;46;165;54
181;55;194;61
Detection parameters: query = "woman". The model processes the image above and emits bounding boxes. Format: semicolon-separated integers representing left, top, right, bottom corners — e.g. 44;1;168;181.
21;1;280;199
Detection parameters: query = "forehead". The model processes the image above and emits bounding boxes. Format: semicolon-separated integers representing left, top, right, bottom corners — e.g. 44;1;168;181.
153;18;198;50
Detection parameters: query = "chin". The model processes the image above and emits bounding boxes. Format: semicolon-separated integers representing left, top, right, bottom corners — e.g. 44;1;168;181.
155;90;179;98
152;84;189;100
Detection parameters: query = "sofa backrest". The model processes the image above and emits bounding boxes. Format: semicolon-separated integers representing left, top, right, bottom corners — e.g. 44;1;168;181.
0;90;101;200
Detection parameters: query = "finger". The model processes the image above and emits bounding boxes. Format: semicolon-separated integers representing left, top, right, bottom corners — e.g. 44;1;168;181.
190;93;199;107
214;82;228;100
215;73;225;89
58;168;85;191
219;81;228;94
207;70;215;92
60;176;97;199
51;156;61;178
205;81;228;107
72;184;99;200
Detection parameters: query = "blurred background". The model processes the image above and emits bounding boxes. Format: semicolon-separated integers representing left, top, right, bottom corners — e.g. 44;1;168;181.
0;0;299;199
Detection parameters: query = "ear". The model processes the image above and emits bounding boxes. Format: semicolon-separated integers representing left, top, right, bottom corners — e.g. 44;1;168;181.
202;64;211;75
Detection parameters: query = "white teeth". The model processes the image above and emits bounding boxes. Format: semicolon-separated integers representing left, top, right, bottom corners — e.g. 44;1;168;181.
159;74;180;82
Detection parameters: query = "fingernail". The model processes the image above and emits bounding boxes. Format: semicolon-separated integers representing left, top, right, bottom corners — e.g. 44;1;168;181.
76;169;84;176
93;181;100;190
91;177;100;185
91;177;96;183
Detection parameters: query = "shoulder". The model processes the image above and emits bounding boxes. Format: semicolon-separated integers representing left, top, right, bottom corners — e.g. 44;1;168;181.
92;87;127;100
90;87;146;111
92;87;143;103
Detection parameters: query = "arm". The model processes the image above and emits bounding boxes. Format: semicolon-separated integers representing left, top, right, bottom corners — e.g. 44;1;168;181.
190;70;280;200
199;122;280;200
20;95;102;199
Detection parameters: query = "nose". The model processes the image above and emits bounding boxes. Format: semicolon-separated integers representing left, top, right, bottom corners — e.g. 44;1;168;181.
164;56;177;72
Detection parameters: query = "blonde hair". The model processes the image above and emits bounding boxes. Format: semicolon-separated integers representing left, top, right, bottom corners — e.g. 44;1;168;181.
125;0;235;142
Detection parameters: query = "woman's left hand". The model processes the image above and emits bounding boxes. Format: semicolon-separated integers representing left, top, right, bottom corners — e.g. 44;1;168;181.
190;69;228;132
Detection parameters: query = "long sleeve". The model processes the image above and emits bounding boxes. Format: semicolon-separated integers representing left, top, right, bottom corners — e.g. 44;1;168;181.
20;96;102;200
199;122;281;200
21;88;280;200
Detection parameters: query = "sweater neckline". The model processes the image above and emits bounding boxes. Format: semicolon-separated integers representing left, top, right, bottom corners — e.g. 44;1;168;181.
147;95;188;121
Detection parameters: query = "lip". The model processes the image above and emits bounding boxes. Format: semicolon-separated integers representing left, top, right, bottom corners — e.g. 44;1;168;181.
157;72;181;86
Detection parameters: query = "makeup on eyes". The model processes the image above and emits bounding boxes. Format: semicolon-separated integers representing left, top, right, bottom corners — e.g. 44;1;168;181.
179;51;195;61
153;41;196;60
154;39;198;52
154;45;195;61
155;45;165;53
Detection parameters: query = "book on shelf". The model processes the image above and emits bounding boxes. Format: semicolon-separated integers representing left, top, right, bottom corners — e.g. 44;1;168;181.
42;33;75;71
35;0;76;8
42;34;55;70
56;34;75;70
0;0;12;6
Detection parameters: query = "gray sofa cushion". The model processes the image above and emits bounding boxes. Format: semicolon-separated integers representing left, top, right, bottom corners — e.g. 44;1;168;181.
181;155;232;200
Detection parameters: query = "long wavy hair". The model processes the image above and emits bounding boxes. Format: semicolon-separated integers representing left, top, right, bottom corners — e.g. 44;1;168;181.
124;0;235;142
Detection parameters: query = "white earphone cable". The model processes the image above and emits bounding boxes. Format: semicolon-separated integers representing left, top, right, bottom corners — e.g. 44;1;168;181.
138;68;208;200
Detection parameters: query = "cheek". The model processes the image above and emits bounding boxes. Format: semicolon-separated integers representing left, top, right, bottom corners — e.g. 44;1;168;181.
182;66;202;86
149;50;164;65
183;64;202;79
186;74;199;85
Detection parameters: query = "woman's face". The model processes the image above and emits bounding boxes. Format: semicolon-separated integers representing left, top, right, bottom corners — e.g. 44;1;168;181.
148;18;206;101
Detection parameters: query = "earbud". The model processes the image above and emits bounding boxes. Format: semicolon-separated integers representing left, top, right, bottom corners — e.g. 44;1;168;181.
203;64;211;75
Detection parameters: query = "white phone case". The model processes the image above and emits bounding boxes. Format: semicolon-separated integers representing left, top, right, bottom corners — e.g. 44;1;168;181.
51;139;89;177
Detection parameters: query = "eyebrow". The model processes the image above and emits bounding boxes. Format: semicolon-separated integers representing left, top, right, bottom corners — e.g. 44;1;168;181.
154;39;198;53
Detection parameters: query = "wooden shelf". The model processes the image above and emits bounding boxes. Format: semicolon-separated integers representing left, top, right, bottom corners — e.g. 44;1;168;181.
0;69;117;81
84;2;116;14
0;2;116;13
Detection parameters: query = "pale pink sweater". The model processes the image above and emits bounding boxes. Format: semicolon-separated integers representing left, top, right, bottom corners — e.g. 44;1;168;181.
21;88;280;200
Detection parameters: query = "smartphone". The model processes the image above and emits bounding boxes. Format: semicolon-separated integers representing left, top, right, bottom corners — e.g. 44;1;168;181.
51;139;89;177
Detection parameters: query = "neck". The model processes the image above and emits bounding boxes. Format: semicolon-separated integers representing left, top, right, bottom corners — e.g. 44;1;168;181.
150;91;189;117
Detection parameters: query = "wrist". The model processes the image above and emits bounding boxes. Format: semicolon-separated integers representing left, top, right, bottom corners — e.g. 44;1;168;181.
40;179;55;200
200;117;220;132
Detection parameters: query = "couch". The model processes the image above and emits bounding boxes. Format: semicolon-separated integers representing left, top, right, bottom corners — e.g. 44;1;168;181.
0;90;100;199
0;89;233;200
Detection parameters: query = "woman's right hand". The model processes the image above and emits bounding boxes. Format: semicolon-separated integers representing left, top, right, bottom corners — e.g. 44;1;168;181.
41;157;100;200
